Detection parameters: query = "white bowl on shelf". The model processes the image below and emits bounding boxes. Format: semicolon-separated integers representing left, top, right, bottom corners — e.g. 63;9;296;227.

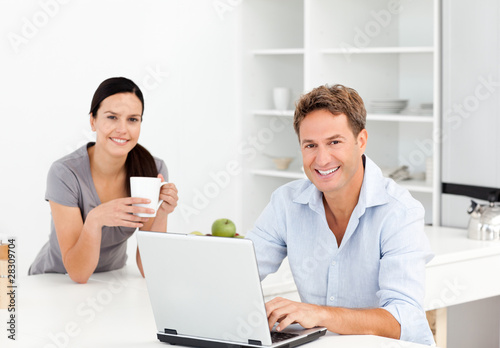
272;157;293;170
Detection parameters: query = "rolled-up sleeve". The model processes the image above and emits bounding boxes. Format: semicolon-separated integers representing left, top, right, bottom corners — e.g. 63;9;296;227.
378;205;435;345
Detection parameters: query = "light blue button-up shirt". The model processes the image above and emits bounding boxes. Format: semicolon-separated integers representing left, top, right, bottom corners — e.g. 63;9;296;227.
247;156;434;345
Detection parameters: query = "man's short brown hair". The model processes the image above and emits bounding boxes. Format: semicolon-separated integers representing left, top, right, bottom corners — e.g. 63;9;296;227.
293;84;366;138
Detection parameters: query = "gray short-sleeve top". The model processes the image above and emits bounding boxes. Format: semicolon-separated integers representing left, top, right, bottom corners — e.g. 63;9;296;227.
28;143;169;275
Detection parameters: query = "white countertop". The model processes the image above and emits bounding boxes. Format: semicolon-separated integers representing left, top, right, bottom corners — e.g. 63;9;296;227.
424;225;500;266
0;266;431;348
4;226;498;347
423;226;500;311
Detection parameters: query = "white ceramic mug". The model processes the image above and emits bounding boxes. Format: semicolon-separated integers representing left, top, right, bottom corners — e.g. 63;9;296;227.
130;177;169;217
273;87;291;110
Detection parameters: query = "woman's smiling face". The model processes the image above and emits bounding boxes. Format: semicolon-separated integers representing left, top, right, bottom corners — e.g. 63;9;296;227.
90;92;143;158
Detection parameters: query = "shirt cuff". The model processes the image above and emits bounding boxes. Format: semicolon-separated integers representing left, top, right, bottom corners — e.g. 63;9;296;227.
383;302;436;346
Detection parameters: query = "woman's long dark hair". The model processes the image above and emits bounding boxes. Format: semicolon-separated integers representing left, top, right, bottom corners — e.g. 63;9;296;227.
89;77;158;194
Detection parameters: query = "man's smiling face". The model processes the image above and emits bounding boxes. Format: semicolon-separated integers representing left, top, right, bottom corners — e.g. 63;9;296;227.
299;109;367;198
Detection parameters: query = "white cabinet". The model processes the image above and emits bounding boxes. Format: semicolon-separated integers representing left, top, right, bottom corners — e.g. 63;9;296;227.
440;0;500;229
241;0;441;230
441;0;500;189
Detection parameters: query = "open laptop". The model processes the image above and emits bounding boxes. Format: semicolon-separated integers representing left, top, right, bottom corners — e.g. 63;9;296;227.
137;231;327;348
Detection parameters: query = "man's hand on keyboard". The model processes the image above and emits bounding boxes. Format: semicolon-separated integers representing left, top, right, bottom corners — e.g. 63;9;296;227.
265;297;326;332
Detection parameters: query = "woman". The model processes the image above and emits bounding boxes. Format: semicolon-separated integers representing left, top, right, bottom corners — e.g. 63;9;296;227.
29;77;178;283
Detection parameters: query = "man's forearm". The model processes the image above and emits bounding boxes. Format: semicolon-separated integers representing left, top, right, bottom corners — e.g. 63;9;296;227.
266;297;401;339
319;306;401;339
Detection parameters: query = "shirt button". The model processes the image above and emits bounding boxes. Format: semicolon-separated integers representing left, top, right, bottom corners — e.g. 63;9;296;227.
331;261;336;266
329;296;335;301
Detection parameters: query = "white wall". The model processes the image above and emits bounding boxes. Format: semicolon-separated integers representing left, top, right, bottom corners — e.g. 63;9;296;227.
0;0;243;275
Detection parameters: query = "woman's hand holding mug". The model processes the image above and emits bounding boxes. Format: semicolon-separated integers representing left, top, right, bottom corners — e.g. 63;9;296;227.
157;174;178;215
89;197;153;229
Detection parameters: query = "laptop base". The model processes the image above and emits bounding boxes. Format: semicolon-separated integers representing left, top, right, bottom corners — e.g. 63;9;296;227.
157;329;326;348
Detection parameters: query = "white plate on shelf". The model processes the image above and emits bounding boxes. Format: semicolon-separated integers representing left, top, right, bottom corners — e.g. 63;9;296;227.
420;103;433;110
371;102;408;106
371;106;407;110
371;105;406;109
370;99;408;114
371;98;408;102
371;109;406;114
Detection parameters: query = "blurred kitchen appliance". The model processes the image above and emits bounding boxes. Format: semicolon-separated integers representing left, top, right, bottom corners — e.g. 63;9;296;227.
442;183;500;240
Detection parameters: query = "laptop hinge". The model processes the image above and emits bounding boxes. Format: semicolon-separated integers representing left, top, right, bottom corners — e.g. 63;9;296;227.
248;339;262;346
164;328;178;335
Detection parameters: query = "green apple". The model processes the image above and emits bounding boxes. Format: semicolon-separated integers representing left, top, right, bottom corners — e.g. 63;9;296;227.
189;231;204;235
211;218;236;237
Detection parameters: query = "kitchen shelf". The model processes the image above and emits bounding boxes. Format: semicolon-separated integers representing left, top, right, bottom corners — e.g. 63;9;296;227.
367;114;434;123
398;179;434;193
321;46;434;55
252;48;305;55
254;111;433;123
242;0;440;229
253;110;294;117
252;169;306;180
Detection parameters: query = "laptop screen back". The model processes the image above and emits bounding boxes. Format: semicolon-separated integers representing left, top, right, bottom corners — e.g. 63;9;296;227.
137;231;273;346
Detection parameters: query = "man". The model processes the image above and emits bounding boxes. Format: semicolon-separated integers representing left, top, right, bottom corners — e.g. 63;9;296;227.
246;84;434;345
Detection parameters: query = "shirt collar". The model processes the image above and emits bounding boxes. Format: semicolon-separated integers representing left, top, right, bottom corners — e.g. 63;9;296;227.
359;155;390;209
292;155;390;213
293;180;324;214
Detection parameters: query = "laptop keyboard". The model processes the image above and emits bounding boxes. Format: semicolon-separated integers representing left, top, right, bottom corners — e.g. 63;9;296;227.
270;331;299;343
